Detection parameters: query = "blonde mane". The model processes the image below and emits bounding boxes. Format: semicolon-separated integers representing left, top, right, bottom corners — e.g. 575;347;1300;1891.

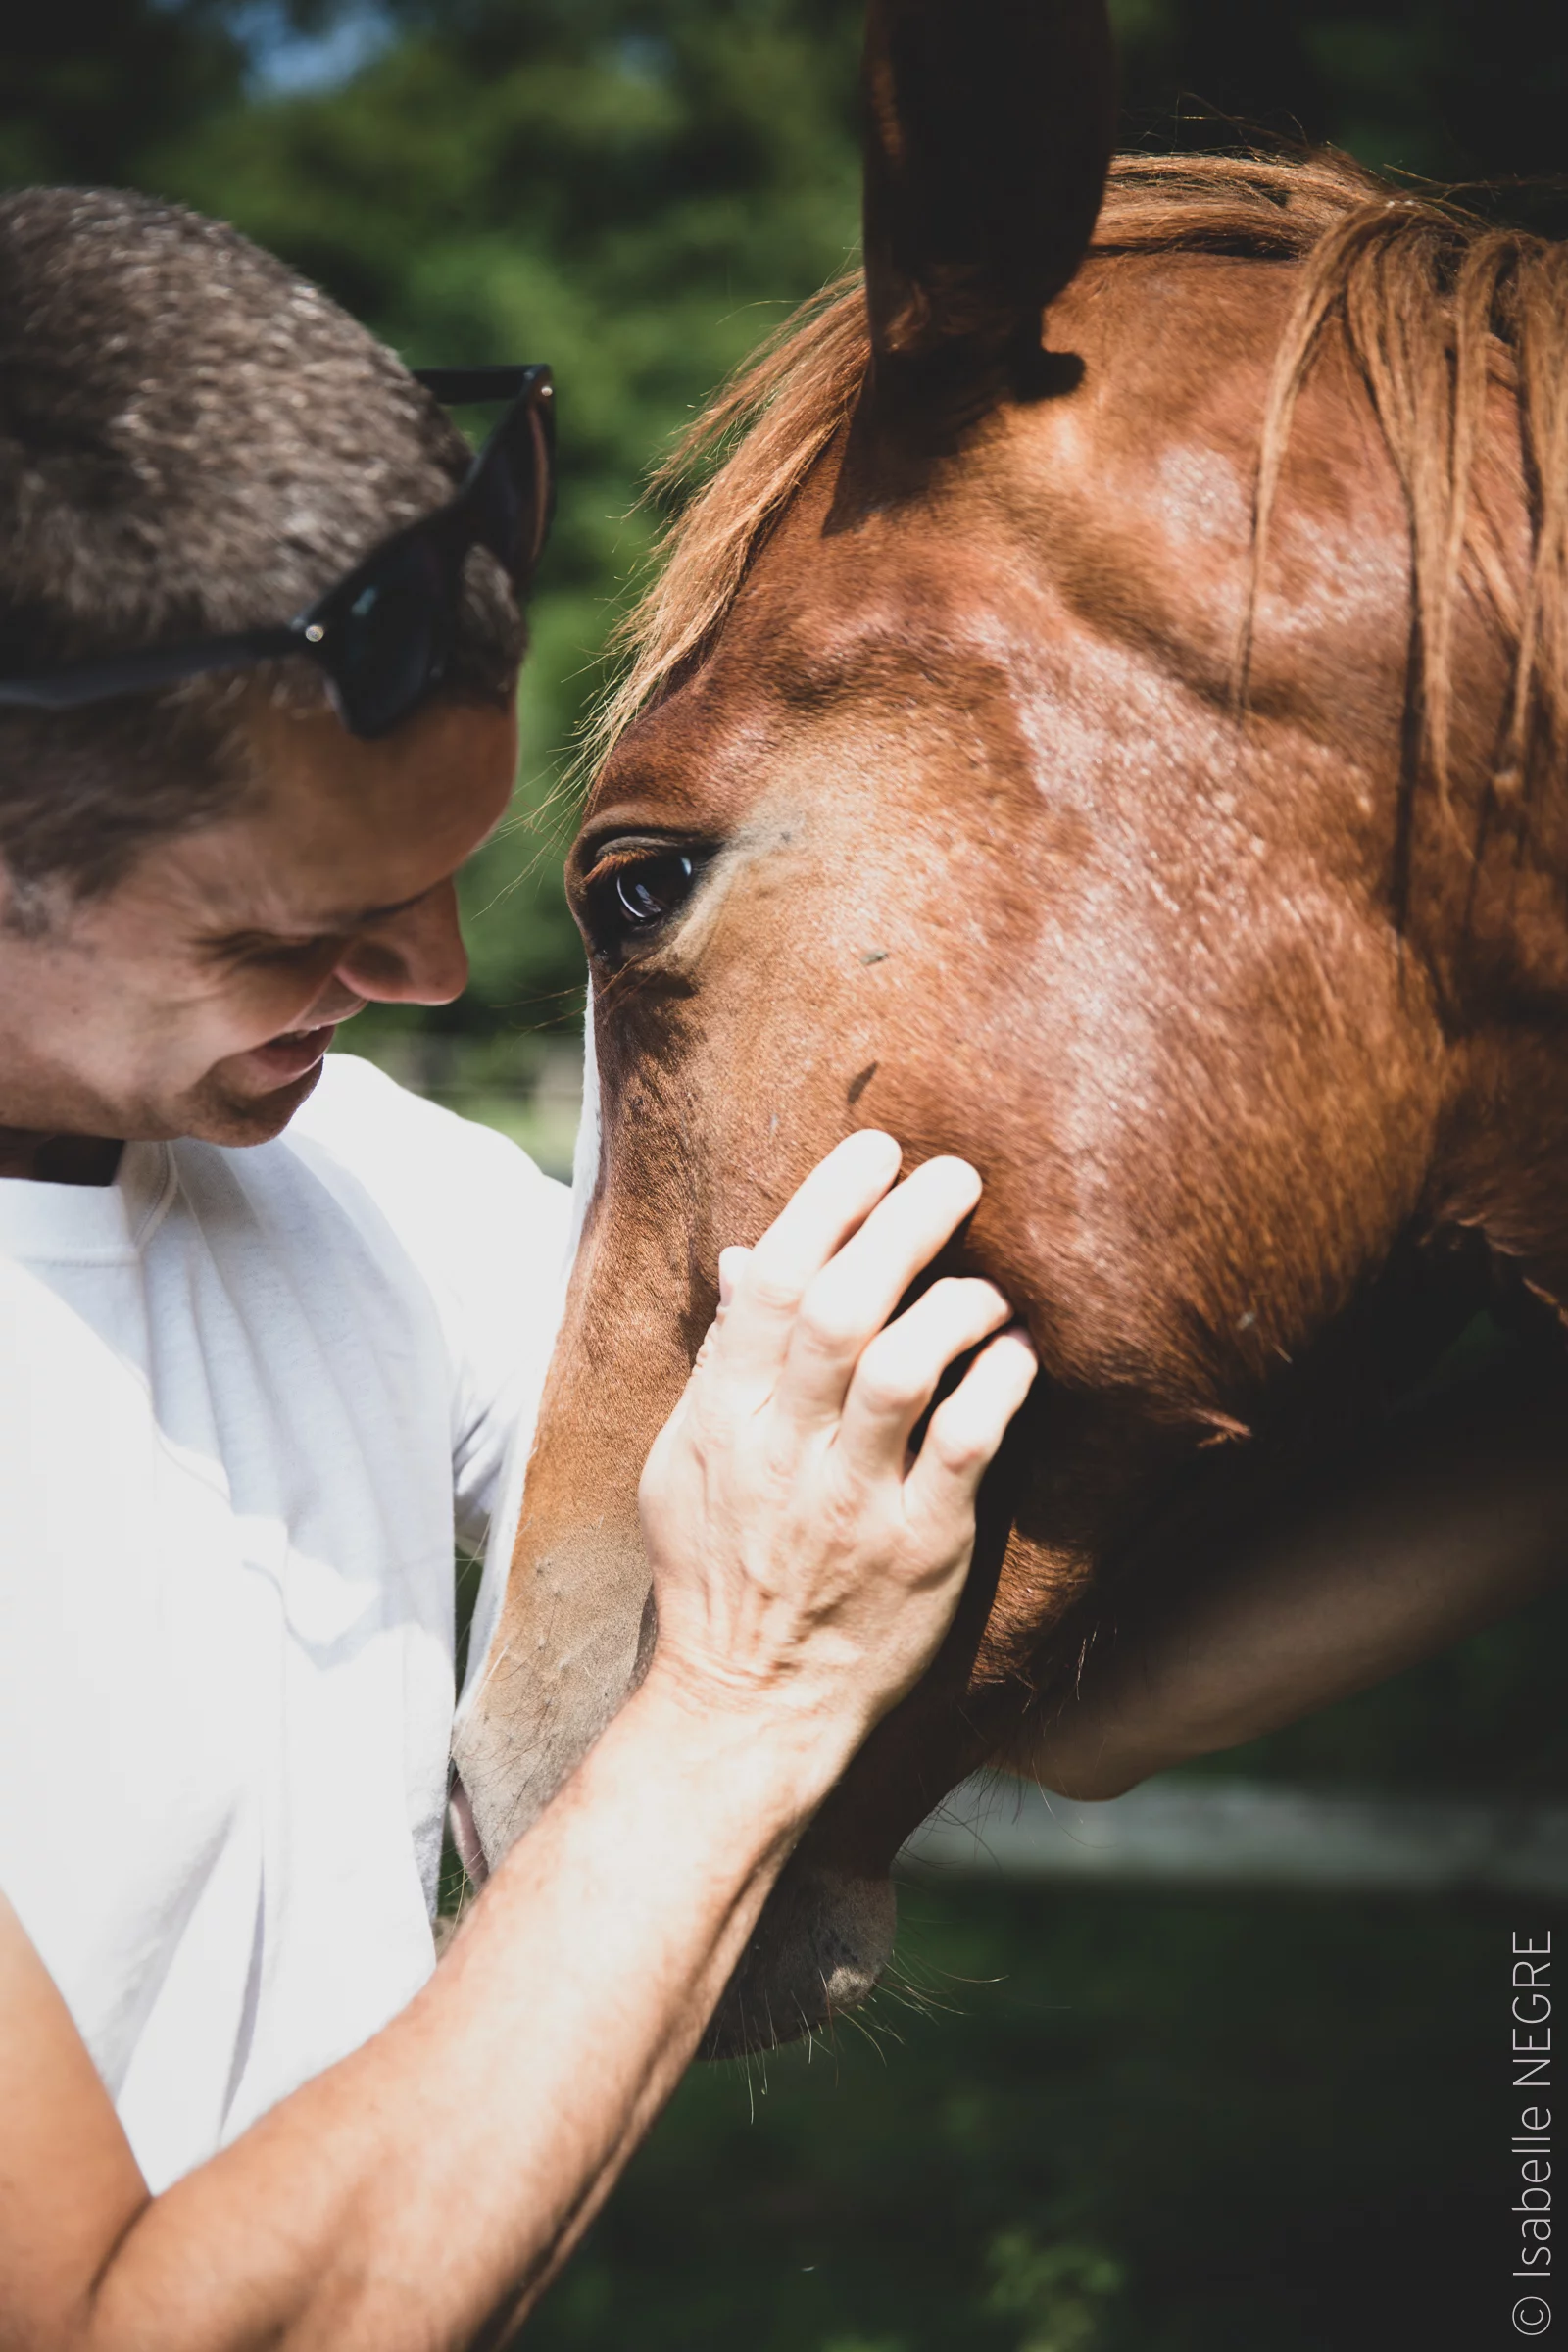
590;149;1568;806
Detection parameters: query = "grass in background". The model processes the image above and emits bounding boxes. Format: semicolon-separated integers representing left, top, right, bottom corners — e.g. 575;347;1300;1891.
535;1873;1530;2350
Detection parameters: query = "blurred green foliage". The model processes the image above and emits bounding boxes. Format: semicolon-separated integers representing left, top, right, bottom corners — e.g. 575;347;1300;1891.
0;5;247;185
530;1865;1539;2349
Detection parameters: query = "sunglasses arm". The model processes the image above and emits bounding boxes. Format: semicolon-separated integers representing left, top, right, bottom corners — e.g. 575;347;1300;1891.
0;626;304;713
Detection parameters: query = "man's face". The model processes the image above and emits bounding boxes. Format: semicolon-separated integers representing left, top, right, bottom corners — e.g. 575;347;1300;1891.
0;694;517;1150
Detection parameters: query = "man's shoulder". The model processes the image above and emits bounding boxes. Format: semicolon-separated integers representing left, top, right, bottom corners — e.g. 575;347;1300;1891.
268;1053;573;1302
289;1053;555;1193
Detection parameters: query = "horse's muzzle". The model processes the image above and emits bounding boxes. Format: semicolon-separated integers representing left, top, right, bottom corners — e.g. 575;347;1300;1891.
701;1863;897;2059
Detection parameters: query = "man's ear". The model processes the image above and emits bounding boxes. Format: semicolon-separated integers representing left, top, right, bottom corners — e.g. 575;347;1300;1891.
856;0;1116;443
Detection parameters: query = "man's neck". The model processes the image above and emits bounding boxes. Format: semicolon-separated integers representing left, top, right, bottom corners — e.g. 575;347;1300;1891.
0;1130;123;1185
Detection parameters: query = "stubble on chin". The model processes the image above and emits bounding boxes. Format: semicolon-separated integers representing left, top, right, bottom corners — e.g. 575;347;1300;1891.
173;1055;328;1150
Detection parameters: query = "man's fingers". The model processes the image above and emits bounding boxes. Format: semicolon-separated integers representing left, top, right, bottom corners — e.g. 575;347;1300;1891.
716;1246;751;1310
905;1325;1039;1528
690;1249;754;1374
836;1277;1013;1474
710;1132;902;1385
776;1155;983;1423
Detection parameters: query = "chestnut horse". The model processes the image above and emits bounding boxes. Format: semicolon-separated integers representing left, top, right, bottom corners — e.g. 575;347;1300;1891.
455;0;1568;2053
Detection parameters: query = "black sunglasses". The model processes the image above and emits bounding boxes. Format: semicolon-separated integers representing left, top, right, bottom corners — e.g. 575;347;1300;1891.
0;363;555;741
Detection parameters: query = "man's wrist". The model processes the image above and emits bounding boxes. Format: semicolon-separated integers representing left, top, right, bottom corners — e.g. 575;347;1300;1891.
625;1658;862;1842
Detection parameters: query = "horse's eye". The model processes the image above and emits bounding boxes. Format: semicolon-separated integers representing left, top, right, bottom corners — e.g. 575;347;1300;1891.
583;844;705;959
613;852;695;929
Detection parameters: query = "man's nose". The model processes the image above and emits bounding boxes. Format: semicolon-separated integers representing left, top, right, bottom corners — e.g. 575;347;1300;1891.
333;882;469;1006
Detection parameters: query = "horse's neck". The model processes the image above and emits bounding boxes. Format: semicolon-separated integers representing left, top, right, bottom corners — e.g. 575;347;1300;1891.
1425;809;1568;1317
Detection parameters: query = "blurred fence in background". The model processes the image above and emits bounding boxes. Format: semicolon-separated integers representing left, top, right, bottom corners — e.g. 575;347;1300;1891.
905;1772;1568;1898
362;1026;584;1177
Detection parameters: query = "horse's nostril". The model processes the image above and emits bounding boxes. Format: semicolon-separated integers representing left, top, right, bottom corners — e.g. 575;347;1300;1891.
700;1868;897;2059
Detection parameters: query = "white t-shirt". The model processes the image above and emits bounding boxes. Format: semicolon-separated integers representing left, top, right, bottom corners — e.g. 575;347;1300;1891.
0;1054;570;2192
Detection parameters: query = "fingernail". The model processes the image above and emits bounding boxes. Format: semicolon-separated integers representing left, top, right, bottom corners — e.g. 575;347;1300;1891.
845;1128;902;1170
924;1154;981;1197
716;1245;750;1306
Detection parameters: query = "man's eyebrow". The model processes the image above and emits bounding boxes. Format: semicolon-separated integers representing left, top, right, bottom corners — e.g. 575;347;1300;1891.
319;887;433;928
198;886;433;948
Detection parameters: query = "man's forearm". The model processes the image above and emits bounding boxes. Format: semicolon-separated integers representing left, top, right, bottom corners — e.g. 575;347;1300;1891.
83;1676;839;2352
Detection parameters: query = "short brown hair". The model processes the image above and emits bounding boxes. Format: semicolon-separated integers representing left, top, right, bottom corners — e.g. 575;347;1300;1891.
0;186;523;903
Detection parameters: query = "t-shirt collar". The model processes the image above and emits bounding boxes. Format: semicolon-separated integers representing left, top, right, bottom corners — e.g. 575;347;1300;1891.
0;1140;174;1262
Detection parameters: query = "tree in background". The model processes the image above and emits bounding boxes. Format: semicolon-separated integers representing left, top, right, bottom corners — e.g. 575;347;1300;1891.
0;4;246;186
1117;0;1568;205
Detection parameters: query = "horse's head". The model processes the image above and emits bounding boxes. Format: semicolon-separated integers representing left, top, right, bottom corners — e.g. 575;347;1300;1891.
457;0;1568;2050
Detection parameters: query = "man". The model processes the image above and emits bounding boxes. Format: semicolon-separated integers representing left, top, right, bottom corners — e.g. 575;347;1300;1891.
0;184;1560;2350
0;183;1040;2345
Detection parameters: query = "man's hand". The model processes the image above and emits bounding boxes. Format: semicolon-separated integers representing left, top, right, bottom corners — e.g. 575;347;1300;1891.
641;1131;1036;1772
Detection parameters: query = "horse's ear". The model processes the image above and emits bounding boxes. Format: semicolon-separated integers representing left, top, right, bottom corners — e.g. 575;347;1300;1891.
859;0;1116;416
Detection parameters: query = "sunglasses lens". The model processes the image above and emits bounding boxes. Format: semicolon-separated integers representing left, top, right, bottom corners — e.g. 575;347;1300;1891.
301;378;551;738
326;538;449;737
473;401;548;581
